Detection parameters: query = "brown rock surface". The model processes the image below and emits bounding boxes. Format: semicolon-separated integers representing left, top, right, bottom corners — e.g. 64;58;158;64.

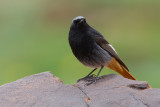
0;72;159;107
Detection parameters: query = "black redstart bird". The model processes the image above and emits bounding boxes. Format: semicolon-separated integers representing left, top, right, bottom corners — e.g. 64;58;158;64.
69;16;136;84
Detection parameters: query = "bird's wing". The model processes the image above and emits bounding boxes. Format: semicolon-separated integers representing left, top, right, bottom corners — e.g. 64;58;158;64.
94;37;129;71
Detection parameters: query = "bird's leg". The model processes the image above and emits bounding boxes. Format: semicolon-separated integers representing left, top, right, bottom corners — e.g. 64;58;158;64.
86;66;104;85
77;68;97;82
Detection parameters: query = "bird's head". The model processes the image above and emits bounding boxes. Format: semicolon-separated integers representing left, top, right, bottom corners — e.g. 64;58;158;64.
71;16;88;28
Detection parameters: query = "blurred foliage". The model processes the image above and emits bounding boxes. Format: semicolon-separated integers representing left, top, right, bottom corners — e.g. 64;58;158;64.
0;0;160;87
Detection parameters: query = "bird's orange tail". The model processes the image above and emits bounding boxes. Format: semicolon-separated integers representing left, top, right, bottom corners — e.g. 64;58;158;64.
105;58;136;80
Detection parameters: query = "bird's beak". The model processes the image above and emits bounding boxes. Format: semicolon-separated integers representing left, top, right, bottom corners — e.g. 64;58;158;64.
79;19;84;23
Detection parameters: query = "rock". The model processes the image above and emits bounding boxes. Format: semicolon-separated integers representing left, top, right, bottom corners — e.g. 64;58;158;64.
0;72;88;107
0;72;159;107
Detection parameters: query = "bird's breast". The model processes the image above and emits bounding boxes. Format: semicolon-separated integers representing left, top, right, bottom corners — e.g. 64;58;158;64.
69;34;94;57
69;34;112;68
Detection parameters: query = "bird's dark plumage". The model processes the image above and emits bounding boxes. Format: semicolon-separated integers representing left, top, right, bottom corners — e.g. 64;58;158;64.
69;16;136;83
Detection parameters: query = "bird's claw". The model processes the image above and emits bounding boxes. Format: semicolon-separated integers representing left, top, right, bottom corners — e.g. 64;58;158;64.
77;74;96;82
85;78;97;86
85;76;103;86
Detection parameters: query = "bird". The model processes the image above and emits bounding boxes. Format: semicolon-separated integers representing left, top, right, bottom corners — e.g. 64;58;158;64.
68;16;136;85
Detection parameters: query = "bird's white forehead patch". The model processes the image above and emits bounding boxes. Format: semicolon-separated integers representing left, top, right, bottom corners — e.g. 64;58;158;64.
72;16;85;22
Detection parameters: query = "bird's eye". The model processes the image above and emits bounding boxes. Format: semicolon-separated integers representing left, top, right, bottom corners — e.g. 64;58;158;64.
83;19;86;23
74;20;79;24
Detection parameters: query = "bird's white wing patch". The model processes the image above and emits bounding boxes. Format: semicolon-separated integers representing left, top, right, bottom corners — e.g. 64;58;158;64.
72;16;85;22
108;44;118;54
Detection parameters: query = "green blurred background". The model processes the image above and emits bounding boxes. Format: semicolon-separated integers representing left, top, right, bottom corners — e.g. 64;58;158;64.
0;0;160;87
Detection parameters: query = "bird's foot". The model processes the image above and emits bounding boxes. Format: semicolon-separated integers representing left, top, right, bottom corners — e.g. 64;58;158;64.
85;76;102;86
85;77;97;86
77;74;96;82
